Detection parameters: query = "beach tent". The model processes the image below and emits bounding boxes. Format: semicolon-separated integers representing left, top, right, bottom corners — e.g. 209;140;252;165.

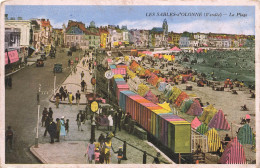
137;83;150;97
237;124;254;145
170;46;182;51
168;86;182;102
145;69;152;77
196;123;208;135
186;99;203;116
138;67;146;76
148;73;159;86
196;48;203;53
158;102;171;111
199;104;218;125
130;60;140;72
165;86;173;98
175;92;189;107
208;110;230;130
191;117;202;129
126;67;136;79
158;82;167;92
205;128;223;152
144;90;159;104
180;99;193;113
219;137;246;164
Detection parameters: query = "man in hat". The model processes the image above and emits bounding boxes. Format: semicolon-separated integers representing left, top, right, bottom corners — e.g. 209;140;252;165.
76;90;81;106
48;107;53;118
47;118;56;144
42;107;48;127
56;118;61;142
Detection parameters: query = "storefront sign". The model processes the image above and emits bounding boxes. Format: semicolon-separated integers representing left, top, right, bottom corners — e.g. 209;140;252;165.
91;101;98;112
8;50;19;63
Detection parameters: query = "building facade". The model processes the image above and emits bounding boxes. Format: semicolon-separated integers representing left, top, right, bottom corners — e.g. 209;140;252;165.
5;17;31;47
64;20;89;49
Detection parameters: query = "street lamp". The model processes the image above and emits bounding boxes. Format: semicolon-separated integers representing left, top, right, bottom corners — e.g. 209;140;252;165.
35;84;41;148
53;71;56;96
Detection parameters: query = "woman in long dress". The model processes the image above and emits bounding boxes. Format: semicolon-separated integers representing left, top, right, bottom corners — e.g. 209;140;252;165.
60;117;66;139
85;140;95;164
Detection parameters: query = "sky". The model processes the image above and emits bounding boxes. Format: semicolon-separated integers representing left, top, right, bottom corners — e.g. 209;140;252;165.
5;5;255;35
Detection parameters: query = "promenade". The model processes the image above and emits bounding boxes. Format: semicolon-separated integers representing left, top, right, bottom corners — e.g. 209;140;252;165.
29;53;173;164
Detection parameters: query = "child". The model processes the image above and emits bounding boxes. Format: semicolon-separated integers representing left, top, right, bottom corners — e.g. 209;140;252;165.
94;148;100;164
114;147;123;164
65;119;69;134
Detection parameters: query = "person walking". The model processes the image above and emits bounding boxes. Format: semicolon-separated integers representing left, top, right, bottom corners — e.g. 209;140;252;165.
5;126;14;151
47;118;56;144
42;107;48;127
81;80;86;92
85;140;95;164
76;90;81;106
44;115;51;137
59;86;64;101
108;114;113;131
81;71;85;80
56;118;61;142
98;133;105;145
118;110;122;131
68;59;71;67
65;119;69;134
60;116;66;139
48;107;53;118
114;147;123;164
55;93;60;108
68;92;73;106
94;148;100;164
76;111;84;131
63;86;68;101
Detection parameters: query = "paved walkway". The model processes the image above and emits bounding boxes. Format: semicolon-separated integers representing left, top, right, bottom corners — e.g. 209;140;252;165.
50;54;94;105
30;53;174;164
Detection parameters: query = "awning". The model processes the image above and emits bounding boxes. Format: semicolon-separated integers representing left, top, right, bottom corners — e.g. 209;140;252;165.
7;50;19;64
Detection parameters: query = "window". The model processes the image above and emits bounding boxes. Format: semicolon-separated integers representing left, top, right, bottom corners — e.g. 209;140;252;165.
76;36;78;40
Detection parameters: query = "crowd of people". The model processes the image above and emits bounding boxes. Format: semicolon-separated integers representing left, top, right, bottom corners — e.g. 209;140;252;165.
41;107;69;143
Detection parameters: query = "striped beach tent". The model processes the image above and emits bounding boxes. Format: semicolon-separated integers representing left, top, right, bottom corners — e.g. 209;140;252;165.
199;104;218;125
219;137;246;164
137;83;149;97
186;99;203;116
205;128;223;152
237;124;253;145
168;86;182;102
208;110;230;130
144;90;159;104
175;92;189;107
191;117;202;129
196;123;208;135
147;73;159;86
180;99;193;113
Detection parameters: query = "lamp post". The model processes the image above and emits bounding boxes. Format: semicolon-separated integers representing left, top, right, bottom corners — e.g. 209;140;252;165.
53;71;56;96
35;84;41;148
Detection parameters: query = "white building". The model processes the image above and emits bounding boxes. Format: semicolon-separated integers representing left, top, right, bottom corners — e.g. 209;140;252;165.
5;19;31;47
